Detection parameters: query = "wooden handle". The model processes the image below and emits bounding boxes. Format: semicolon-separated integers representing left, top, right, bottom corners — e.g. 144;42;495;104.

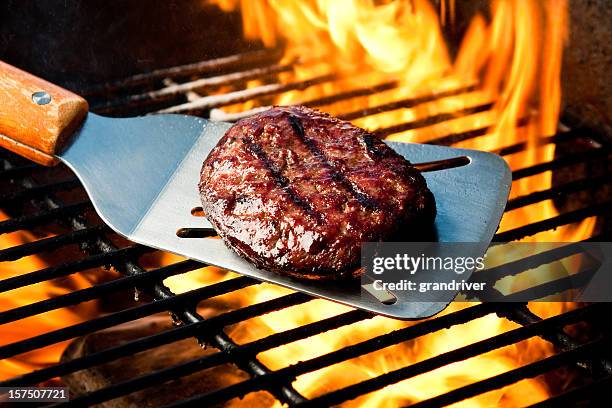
0;61;89;166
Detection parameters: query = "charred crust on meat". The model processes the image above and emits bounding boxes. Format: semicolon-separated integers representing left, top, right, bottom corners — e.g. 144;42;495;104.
286;112;379;211
242;133;323;224
199;105;436;281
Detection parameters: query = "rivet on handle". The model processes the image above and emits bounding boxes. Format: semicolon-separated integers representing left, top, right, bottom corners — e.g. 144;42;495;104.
32;91;52;105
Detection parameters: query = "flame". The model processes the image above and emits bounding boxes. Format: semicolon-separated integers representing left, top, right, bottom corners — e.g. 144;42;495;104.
211;0;593;241
0;211;99;381
260;305;549;407
0;1;596;405
202;0;594;406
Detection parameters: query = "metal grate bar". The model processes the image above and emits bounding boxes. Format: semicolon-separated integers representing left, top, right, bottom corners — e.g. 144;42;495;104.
304;81;399;108
5;301;367;388
0;272;253;360
495;201;612;242
209;82;478;123
408;339;605;408
372;103;494;138
82;49;283;95
295;304;602;407
57;293;312;407
128;275;308;405
165;304;501;407
0;201;91;234
0;225;106;262
52;305;492;408
241;309;371;358
498;305;612;375
425;118;535;147
477;241;588;284
338;84;478;121
156;73;337;113
0;179;80;205
3;150;309;405
210;80;401;122
491;130;579;156
0;254;212;326
425;124;491;146
512;148;610;181
0;245;148;293
507;172;612;211
484;267;595;302
1;50;610;407
93;62;296;114
526;376;611;408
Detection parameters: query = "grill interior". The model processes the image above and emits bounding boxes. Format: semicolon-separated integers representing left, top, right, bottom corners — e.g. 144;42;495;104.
1;47;612;407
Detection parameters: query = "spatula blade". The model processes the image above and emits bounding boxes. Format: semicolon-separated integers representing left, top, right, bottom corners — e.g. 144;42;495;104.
59;113;227;235
60;113;510;319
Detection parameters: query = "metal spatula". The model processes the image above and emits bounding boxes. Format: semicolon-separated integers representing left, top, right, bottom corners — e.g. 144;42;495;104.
0;61;511;319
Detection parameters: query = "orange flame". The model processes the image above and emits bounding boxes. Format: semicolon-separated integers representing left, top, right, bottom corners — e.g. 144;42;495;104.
209;0;597;240
202;0;595;405
0;2;596;405
0;211;98;381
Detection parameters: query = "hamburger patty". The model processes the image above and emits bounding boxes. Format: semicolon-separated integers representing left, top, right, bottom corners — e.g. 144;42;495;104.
198;106;435;280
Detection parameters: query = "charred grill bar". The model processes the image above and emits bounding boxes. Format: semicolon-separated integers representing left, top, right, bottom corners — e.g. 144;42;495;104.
1;48;611;407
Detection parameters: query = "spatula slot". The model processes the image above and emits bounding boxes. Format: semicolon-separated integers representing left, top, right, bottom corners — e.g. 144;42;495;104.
361;275;398;305
191;206;206;217
414;155;471;172
361;283;398;305
176;227;217;238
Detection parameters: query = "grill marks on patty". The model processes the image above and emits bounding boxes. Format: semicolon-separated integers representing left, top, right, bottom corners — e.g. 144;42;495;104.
242;132;324;224
199;106;436;279
287;114;380;211
250;112;379;227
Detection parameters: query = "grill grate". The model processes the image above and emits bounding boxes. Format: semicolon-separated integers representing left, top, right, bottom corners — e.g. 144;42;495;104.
1;47;611;407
